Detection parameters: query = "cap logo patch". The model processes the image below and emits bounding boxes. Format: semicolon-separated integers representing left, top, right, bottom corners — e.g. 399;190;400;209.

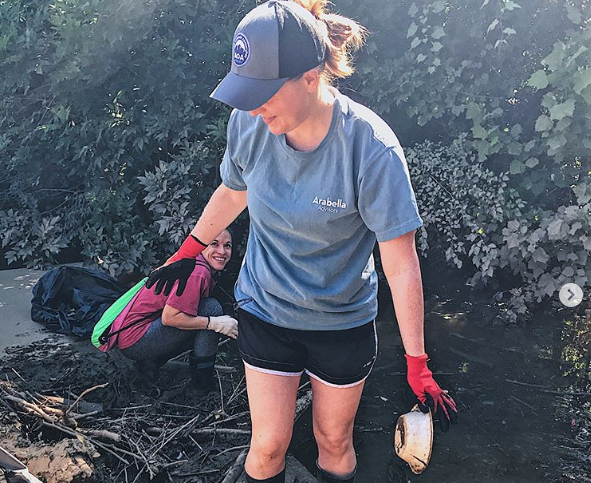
233;33;250;67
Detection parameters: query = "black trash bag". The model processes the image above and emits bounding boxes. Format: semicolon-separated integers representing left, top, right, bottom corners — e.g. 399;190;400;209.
31;266;127;338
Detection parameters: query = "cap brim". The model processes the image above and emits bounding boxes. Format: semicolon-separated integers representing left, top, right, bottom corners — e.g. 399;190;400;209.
210;71;289;111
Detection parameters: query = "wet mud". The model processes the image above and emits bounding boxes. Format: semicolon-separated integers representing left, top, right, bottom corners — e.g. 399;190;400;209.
0;336;253;483
0;263;589;483
291;265;590;482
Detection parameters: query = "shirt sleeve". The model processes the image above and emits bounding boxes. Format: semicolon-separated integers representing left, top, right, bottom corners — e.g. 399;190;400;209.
358;147;423;242
220;110;247;191
165;270;209;316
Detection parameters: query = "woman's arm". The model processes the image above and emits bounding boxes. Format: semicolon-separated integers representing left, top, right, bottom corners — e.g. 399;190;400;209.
162;304;209;330
378;230;425;356
379;230;457;429
191;184;248;244
161;305;238;339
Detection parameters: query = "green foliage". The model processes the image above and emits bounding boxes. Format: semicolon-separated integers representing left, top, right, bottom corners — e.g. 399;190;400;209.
339;0;590;200
410;138;590;322
0;0;589;320
0;0;253;276
333;0;590;319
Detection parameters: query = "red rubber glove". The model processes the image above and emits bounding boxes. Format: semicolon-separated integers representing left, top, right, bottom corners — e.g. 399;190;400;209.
166;234;207;264
405;353;458;431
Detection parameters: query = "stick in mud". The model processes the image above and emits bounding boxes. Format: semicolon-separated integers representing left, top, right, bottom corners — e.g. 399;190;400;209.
221;448;248;483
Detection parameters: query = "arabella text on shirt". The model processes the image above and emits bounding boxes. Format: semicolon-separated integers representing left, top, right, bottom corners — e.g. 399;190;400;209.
312;196;347;214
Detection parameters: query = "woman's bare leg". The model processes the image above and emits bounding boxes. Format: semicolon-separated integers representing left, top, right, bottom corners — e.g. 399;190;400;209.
310;376;365;476
244;365;301;479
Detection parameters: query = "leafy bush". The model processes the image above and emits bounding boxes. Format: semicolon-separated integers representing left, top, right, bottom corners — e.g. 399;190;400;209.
0;0;588;320
335;0;590;319
410;137;590;321
0;0;251;276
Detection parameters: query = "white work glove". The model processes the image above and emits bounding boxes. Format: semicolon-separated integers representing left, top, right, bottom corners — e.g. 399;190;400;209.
208;315;238;339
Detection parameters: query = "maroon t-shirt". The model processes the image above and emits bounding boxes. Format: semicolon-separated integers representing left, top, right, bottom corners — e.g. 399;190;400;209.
111;255;214;350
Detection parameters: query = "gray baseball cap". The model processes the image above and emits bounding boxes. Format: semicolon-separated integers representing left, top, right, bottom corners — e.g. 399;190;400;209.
210;1;327;111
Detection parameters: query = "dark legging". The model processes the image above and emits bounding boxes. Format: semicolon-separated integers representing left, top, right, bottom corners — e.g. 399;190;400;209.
121;297;222;363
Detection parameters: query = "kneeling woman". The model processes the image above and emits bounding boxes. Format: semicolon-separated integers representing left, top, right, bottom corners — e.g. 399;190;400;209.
109;230;237;392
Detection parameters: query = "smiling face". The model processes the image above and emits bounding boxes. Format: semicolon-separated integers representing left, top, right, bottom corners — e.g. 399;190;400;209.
202;230;232;271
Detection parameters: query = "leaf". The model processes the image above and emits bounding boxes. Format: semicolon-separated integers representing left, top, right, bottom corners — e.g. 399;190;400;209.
532;247;549;264
527;70;548;90
481;0;490;7
503;28;516;36
465;102;482;121
472;123;487;139
431;42;443;52
510;124;523;138
549;99;575;121
525;157;539;168
573;68;591;95
543;279;556;297
507;142;522;156
524;140;536;152
534;115;553;132
570;222;582;235
407;22;418;38
509;159;524;174
409;3;418;16
506;233;519;249
566;46;588;68
573;184;591;204
547;135;567;155
547;219;563;239
507;220;520;231
487;19;499;34
410;37;421;49
542;42;566;70
503;1;522;11
432;27;445;39
416;53;427;63
432;1;446;13
566;4;582;24
562;266;575;278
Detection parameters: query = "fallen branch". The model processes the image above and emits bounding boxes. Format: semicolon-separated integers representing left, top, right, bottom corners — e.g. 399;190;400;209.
82;429;122;443
220;448;248;483
150;414;201;458
3;394;55;424
65;383;108;417
42;395;103;414
295;390;312;422
192;428;251;436
449;347;494;368
41;421;133;466
505;379;550;389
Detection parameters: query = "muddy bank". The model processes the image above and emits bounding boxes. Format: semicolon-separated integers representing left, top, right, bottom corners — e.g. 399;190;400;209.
1;263;589;483
0;336;257;483
291;265;590;482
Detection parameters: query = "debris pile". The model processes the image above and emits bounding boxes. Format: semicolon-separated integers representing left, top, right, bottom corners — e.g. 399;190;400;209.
0;337;312;483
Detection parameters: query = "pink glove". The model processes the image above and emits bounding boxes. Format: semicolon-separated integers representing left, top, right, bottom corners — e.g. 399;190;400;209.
405;353;458;431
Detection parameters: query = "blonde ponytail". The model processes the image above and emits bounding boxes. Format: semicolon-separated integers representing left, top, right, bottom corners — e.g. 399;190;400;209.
291;0;367;81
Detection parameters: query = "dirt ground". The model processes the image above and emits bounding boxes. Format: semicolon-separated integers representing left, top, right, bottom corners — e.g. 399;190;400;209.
0;263;590;483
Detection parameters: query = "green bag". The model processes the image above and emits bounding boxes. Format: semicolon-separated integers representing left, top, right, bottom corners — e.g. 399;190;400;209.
91;278;147;350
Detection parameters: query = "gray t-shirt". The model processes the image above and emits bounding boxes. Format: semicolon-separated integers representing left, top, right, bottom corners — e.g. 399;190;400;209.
221;90;423;330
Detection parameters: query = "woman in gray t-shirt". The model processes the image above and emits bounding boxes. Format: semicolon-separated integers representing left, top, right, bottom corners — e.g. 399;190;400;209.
146;1;457;482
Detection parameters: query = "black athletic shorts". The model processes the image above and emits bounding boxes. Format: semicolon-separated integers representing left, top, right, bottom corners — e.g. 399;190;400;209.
237;309;378;388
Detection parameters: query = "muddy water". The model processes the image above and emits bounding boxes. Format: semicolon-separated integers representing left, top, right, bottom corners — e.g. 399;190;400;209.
291;265;581;483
